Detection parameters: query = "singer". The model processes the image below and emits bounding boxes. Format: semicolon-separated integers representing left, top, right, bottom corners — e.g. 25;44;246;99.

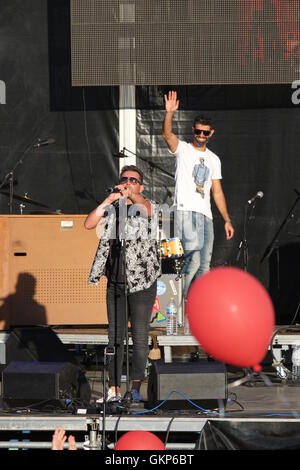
84;165;161;403
162;90;234;299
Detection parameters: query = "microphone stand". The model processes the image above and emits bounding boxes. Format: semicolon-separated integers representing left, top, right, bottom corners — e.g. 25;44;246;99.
235;200;257;271
260;189;300;263
260;189;300;325
0;137;51;214
119;196;132;408
102;346;115;450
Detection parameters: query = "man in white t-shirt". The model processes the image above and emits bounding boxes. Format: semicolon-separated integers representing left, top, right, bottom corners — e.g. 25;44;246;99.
162;90;234;298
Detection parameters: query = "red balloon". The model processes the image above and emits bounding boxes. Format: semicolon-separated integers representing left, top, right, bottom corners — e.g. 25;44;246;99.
186;267;275;370
115;431;165;450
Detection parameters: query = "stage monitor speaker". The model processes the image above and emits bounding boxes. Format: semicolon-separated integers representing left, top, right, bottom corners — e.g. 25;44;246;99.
147;360;227;410
3;327;91;403
2;361;86;408
5;326;77;365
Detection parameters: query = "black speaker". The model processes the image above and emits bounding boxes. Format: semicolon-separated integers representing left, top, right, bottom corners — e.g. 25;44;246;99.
2;361;84;407
3;327;91;405
5;327;76;364
147;360;227;410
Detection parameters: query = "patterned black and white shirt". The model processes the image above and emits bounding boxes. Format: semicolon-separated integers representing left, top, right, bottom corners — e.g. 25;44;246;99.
88;201;161;293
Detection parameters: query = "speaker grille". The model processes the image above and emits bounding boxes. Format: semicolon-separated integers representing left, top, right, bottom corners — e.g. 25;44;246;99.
15;269;106;304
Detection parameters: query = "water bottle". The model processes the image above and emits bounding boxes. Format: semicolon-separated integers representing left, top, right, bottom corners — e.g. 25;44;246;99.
166;298;178;336
292;346;300;382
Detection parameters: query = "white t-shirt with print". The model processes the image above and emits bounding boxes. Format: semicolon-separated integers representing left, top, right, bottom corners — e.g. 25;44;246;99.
172;140;222;219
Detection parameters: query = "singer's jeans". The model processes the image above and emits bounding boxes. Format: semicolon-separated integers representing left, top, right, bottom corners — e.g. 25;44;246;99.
106;280;157;388
175;210;214;298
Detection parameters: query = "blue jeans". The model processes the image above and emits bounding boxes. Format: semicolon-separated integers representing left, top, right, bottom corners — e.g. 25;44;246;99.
175;210;214;297
106;281;157;387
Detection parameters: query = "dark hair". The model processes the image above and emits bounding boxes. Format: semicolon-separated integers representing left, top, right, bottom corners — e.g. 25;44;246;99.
120;165;144;184
193;115;213;128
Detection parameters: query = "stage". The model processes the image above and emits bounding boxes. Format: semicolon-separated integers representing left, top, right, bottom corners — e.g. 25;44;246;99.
0;326;300;450
0;378;300;450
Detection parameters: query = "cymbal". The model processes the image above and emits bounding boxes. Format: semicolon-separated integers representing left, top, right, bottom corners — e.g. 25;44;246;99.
29;210;63;215
0;191;50;208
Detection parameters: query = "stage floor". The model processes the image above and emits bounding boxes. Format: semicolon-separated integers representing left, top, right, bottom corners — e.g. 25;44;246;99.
1;326;300;449
0;370;300;450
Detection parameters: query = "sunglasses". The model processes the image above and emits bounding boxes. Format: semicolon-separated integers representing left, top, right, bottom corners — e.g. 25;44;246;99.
194;129;211;137
119;176;141;185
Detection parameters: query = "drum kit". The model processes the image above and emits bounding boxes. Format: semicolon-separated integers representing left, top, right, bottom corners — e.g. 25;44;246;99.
159;237;185;276
157;209;185;276
0;190;62;214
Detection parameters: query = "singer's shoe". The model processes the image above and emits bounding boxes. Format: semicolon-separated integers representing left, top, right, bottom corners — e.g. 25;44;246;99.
131;389;143;402
96;387;122;403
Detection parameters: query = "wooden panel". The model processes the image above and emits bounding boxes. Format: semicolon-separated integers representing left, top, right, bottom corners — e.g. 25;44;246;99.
0;215;107;329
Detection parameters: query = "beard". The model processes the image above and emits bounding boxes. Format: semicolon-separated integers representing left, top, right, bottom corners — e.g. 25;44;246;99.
192;136;207;148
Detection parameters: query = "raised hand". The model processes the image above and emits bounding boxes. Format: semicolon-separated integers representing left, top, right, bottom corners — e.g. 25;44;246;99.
52;427;77;450
164;90;179;113
52;427;67;450
107;189;122;204
67;435;77;451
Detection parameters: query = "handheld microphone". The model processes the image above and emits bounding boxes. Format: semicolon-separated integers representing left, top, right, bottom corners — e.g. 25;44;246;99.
105;187;121;194
248;191;264;205
33;138;55;148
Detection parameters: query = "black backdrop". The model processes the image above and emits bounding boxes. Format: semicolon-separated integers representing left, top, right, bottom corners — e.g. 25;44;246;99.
136;86;300;323
0;1;299;323
0;0;119;216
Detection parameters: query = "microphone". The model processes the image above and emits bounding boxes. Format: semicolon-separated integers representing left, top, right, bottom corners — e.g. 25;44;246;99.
105;186;121;194
33;138;55;148
248;191;264;205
